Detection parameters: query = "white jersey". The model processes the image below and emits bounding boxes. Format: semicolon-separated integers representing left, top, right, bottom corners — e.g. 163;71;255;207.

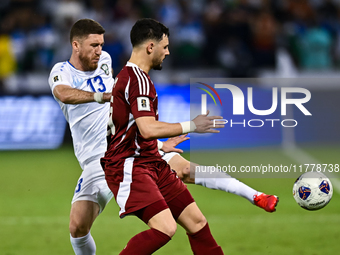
48;51;114;169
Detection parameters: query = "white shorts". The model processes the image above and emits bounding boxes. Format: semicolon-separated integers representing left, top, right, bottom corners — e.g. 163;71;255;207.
71;151;180;212
71;157;113;213
159;151;179;163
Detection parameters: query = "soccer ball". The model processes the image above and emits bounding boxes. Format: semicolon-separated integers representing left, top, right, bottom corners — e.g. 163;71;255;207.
293;171;333;210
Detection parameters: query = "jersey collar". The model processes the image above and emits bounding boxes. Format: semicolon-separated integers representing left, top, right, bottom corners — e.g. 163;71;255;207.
126;61;141;69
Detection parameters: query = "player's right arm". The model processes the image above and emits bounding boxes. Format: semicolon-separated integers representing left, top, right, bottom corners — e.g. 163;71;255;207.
53;85;111;104
124;67;224;139
49;61;112;105
135;111;225;140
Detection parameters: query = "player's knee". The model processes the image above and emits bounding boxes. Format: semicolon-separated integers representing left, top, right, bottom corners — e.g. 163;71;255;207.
194;214;207;231
182;163;191;177
156;220;177;238
180;163;192;183
69;219;90;238
164;221;177;237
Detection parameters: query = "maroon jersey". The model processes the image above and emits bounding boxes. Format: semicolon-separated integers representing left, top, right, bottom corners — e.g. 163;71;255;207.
101;62;190;218
102;62;162;167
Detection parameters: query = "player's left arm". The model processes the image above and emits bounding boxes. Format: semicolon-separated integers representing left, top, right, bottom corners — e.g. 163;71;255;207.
158;135;189;153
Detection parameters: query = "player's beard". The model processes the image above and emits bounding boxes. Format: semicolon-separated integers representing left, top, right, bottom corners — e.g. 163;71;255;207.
79;52;98;71
152;56;164;70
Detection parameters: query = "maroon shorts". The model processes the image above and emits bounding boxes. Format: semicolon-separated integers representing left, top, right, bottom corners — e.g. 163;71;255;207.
104;157;191;219
135;189;195;223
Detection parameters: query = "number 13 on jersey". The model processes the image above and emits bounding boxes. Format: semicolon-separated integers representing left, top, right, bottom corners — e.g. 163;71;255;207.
87;76;106;92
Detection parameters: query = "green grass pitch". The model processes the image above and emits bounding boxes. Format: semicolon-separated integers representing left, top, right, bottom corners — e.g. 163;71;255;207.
0;145;339;254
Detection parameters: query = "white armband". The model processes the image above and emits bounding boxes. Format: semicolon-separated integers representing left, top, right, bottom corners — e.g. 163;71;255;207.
94;92;104;104
180;121;196;134
157;140;163;150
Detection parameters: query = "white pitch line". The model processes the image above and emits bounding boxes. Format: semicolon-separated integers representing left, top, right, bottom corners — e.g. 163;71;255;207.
283;145;340;194
0;216;68;225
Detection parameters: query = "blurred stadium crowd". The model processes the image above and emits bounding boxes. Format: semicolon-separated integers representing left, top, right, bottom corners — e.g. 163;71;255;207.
1;0;340;93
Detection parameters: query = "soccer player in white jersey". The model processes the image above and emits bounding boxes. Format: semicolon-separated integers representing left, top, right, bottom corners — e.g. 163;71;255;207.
49;19;113;255
49;19;278;255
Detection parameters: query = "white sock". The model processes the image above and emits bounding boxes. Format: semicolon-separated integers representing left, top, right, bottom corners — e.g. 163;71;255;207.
195;170;258;204
70;232;96;255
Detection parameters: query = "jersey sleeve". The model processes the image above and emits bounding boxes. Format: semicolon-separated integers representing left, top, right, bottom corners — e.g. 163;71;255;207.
48;63;72;94
101;51;113;71
128;78;156;119
99;51;114;92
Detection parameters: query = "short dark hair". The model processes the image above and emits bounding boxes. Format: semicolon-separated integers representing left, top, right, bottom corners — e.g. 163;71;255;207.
70;19;105;44
130;18;169;47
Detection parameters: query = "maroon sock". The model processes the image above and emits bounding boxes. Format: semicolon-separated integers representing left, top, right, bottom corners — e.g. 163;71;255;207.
187;223;224;255
119;228;171;255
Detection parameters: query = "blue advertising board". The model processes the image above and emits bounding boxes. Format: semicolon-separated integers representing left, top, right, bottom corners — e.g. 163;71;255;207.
0;96;66;150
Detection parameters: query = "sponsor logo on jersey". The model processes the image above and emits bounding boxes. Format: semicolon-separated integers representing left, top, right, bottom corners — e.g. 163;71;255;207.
101;64;109;75
137;96;150;111
53;75;62;83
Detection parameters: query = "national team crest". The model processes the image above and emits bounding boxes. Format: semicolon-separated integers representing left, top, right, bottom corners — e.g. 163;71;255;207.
101;64;109;75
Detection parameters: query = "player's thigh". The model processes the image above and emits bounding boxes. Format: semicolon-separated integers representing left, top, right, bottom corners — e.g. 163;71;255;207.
70;173;113;231
176;202;207;234
160;151;192;181
167;154;197;183
72;162;113;214
147;208;177;237
70;200;100;231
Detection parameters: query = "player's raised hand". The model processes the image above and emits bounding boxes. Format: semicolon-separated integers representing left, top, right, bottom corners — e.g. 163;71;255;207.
161;134;190;153
192;110;225;133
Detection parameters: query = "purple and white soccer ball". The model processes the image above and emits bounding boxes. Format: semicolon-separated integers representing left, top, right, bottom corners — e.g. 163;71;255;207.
293;172;333;210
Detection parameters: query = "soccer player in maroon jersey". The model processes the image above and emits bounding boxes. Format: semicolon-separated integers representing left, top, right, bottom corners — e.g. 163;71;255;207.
101;18;225;254
52;18;277;255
